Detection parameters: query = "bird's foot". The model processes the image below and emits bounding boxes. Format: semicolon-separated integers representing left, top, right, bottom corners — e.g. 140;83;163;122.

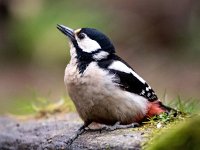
65;124;88;146
101;122;139;131
86;122;139;132
65;121;139;146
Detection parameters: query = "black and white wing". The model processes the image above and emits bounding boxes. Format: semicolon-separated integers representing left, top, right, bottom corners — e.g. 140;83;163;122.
98;55;158;102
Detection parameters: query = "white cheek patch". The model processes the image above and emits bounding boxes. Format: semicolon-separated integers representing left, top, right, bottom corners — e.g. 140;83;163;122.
77;35;101;53
108;61;146;84
93;51;109;60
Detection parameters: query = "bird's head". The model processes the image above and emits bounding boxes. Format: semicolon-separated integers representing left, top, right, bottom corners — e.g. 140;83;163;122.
57;24;115;60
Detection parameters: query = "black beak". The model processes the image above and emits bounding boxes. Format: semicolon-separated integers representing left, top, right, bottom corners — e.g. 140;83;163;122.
57;24;75;41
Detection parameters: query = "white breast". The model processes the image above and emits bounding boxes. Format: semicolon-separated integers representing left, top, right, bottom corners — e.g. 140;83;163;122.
64;60;148;124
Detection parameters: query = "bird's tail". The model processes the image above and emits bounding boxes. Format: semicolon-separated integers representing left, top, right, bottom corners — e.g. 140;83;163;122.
146;100;177;118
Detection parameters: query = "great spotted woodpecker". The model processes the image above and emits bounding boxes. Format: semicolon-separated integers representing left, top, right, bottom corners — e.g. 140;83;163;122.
57;25;174;143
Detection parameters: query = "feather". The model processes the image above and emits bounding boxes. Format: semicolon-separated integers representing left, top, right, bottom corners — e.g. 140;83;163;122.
98;54;158;101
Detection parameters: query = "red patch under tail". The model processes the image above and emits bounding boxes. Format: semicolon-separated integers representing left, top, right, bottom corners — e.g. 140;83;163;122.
146;100;171;118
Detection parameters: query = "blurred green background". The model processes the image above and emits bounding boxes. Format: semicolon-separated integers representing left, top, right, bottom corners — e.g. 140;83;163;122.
0;0;200;115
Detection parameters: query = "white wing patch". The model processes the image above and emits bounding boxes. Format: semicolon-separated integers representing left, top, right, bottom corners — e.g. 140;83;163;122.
108;61;146;84
93;51;109;60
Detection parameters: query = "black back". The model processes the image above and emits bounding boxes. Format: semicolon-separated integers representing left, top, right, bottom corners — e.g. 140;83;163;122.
98;54;158;102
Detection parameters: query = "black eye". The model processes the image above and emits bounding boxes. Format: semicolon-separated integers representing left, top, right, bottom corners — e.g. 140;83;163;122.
78;33;85;39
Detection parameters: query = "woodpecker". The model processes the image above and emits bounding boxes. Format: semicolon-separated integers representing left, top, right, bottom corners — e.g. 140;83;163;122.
57;24;173;136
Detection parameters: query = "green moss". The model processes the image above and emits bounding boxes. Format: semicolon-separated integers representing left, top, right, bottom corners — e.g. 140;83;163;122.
142;113;188;149
146;116;200;150
142;97;200;150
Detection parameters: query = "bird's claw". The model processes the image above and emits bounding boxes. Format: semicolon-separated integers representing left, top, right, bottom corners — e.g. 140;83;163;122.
101;122;139;131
